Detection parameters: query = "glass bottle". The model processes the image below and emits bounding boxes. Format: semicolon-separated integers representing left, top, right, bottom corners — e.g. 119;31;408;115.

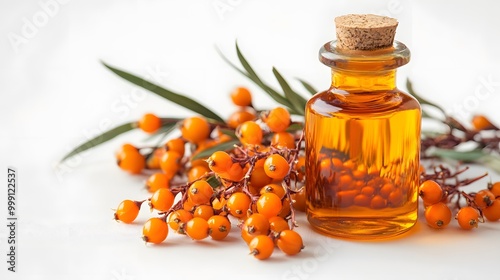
305;15;421;239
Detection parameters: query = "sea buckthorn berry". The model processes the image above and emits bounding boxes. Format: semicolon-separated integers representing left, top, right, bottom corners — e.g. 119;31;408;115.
181;116;211;144
471;115;496;131
207;215;231;240
271;132;295;149
185;217;210;240
263;107;291;133
419;180;443;205
279;198;291;218
188;181;214;205
117;148;145;174
370;195;387;209
489;182;500;197
207;151;233;174
335;190;358;207
249;235;274;260
187;165;210;182
474;189;495;208
243;213;270;236
227;110;257;129
388;189;404;207
211;196;226;211
250;167;273;190
269;216;289;233
225;163;246;181
142;218;168;244
379;183;394;198
146;173;170;193
183;198;196;212
361;186;375;197
276;230;304;256
114;200;141;224
483;199;500;221
150;188;175;212
160;151;182;176
294;156;306;181
260;183;286;199
168;209;193;232
353;194;371;207
138;113;162;134
264;154;290;180
194;205;215;221
257;193;282;219
227;192;251;219
456;206;480;230
117;143;138;155
165;138;185;157
237;121;263;145
230;87;252;107
146;148;164;170
425;202;452;229
291;187;306;212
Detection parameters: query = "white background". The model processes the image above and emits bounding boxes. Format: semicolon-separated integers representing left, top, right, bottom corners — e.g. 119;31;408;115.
1;0;500;279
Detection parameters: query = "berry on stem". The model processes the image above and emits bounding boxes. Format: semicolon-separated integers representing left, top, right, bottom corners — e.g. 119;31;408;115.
249;235;274;260
142;218;169;244
114;200;142;224
276;230;304;256
425;202;452;229
138;113;162;134
456;206;480;230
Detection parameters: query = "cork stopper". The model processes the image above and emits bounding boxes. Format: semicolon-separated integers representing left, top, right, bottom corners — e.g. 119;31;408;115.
335;14;398;50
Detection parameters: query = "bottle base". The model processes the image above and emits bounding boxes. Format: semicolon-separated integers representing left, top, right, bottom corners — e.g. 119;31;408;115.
307;210;417;240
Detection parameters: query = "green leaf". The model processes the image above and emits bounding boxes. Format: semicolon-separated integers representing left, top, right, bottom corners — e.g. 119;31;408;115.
406;79;445;115
102;62;224;123
480;154;500;173
297;79;318;95
286;122;304;132
427;148;486;162
60;122;135;162
206;176;221;189
191;139;240;160
232;43;296;112
143;118;182;142
218;128;238;139
272;67;306;115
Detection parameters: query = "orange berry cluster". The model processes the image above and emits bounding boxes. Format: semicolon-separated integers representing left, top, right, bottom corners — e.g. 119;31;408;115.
420;167;500;230
113;87;306;260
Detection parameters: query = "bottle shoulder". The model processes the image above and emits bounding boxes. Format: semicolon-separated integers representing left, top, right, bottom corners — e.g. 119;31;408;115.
306;88;421;117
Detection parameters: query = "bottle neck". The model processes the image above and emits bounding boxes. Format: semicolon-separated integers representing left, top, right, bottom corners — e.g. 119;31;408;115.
331;69;397;92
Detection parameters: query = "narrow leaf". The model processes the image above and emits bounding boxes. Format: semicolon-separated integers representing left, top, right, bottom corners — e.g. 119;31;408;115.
102;62;224;123
297;79;318;95
406;79;445;115
233;43;295;111
143;121;179;142
218;128;238;139
272;67;306;115
60;122;135;162
191;139;240;160
427;148;486;162
480;154;500;174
